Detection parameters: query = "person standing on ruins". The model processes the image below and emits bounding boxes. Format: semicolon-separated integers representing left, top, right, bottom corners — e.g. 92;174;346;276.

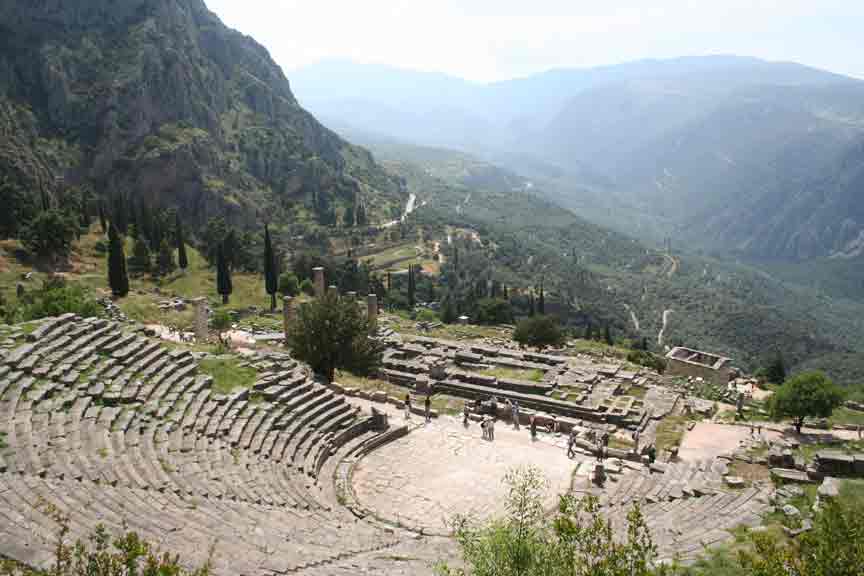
463;401;470;427
530;415;537;440
404;393;412;420
489;416;496;441
424;394;432;423
512;400;520;430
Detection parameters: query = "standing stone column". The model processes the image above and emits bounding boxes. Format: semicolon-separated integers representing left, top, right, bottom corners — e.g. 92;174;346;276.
367;293;378;332
193;297;208;342
327;285;339;299
313;267;325;299
346;291;357;301
282;296;294;342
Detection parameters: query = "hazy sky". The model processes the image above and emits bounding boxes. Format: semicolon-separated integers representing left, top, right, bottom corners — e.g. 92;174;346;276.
204;0;864;82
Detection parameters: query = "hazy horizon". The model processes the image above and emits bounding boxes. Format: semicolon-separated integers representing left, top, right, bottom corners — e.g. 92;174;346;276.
205;0;864;82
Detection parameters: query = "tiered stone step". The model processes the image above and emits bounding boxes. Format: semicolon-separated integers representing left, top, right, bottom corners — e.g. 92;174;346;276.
0;316;403;575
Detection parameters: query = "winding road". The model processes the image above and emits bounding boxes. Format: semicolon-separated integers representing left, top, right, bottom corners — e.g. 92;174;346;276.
657;309;673;347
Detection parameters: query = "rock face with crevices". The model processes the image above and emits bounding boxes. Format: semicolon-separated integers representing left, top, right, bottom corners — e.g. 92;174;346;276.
0;0;405;230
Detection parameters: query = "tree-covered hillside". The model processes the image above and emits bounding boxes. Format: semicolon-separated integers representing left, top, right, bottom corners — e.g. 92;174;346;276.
366;139;864;387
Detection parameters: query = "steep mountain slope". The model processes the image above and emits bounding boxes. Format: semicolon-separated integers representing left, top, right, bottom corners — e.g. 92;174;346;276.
0;0;404;230
543;82;864;260
292;57;864;260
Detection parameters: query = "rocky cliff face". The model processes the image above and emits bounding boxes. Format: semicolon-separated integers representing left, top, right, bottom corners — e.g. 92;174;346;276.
0;0;404;229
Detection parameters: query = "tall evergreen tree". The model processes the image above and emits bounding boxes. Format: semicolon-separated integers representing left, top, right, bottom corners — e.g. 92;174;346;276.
604;324;614;346
129;236;151;274
216;242;232;305
538;282;546;315
408;264;416;308
157;239;175;276
529;293;536;317
175;212;188;271
264;224;278;310
112;193;128;235
98;200;107;234
108;224;129;297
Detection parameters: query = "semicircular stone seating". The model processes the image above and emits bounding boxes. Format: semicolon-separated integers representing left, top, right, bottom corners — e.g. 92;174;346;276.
0;314;408;574
584;458;772;564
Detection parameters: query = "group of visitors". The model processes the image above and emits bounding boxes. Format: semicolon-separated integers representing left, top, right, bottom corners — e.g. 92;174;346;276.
404;393;434;423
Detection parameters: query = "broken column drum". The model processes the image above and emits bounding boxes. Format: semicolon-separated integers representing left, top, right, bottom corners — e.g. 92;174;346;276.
313;267;325;299
193;297;208;341
367;293;378;330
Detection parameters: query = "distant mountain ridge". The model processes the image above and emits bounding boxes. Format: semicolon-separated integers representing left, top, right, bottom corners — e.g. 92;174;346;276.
292;56;864;260
0;0;404;230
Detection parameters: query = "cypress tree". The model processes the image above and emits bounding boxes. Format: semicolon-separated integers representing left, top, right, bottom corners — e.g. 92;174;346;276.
176;212;188;271
585;321;594;340
264;224;278;310
408;264;416;308
157;239;175;276
216;242;232;305
224;229;237;270
604;324;614;346
130;236;151;274
108;224;129;297
98;201;107;234
113;193;128;235
529;293;536;317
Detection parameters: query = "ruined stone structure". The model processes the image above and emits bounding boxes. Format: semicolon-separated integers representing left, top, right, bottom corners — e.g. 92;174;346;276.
0;315;781;572
367;293;378;330
313;266;325;298
193;297;208;342
0;314;419;574
665;347;732;385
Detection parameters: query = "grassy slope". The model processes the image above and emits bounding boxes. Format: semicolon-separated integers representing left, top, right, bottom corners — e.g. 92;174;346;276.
0;225;280;331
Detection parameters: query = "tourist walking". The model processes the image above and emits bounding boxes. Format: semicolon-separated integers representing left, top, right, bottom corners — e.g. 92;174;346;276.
530;415;537;440
463;401;470;427
424;394;432;423
481;417;489;440
404;393;412;420
511;400;520;430
489;416;496;441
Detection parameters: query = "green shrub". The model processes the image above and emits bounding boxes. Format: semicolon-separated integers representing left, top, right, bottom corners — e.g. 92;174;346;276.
627;349;666;374
416;308;439;323
8;277;101;322
278;272;300;296
299;278;315;296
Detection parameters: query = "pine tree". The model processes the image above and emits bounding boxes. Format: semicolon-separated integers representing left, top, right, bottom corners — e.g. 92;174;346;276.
216;242;232;305
108;224;129;298
264;224;278;310
223;229;237;270
529;293;536;317
175;212;188;271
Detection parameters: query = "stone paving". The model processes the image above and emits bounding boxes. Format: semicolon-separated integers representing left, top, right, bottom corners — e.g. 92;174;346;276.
351;416;581;533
